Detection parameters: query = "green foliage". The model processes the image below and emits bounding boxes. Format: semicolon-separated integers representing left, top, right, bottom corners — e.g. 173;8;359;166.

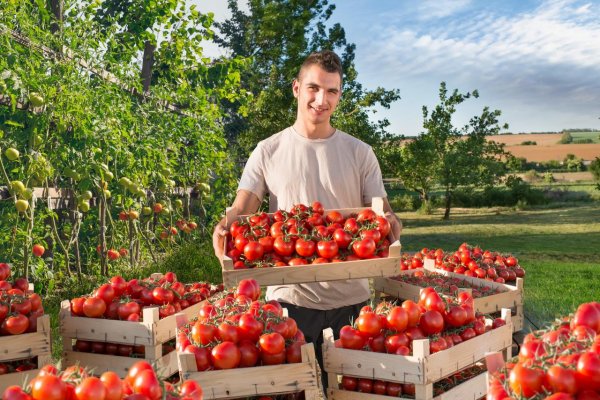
0;0;249;287
521;140;537;145
213;0;400;159
591;157;600;181
388;82;508;220
564;154;583;171
558;131;573;144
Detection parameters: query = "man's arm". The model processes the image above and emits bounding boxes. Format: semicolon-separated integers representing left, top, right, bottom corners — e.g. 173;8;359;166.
382;197;402;243
212;189;262;261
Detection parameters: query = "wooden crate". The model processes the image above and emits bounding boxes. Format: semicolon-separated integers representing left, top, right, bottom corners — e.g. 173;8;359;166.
0;315;52;391
60;291;207;378
373;262;524;331
323;309;513;400
327;367;487;400
175;313;321;399
222;197;401;287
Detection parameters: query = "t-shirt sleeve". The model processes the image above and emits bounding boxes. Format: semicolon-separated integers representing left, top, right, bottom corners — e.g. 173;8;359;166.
237;143;267;201
362;146;387;205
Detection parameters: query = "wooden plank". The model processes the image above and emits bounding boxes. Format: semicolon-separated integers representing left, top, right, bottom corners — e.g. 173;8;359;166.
326;370;487;400
60;298;207;346
62;349;178;379
0;315;51;362
179;343;319;399
0;369;41;392
223;247;400;287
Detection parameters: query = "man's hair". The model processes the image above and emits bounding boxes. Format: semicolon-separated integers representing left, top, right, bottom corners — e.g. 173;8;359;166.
297;50;343;82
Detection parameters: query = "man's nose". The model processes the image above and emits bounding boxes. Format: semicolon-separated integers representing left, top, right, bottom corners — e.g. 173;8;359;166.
314;89;325;106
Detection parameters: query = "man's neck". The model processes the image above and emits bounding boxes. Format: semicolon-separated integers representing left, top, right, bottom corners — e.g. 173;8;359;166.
292;121;336;140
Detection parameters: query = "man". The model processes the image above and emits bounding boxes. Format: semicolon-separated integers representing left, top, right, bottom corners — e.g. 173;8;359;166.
213;50;401;388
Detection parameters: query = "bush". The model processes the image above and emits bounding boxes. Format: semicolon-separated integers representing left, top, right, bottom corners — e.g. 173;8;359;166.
521;140;537;145
558;132;573;144
389;194;421;211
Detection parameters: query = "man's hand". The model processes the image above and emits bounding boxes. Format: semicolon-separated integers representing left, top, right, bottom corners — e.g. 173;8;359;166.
212;220;228;263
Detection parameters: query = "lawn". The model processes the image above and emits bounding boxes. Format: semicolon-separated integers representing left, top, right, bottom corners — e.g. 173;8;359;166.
399;204;600;330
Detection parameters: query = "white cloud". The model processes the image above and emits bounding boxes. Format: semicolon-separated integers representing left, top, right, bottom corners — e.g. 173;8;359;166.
415;0;473;20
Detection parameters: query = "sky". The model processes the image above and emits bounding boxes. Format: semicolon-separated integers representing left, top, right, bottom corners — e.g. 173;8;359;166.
190;0;600;137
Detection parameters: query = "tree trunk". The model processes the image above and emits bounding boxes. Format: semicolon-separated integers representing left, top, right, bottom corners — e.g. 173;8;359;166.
443;188;452;220
141;40;155;93
49;0;63;35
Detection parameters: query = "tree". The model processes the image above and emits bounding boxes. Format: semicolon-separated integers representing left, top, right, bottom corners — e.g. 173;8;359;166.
213;0;400;159
421;82;508;219
558;131;573;144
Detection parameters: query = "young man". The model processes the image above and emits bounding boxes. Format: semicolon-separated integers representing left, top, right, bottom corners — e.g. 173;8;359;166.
213;50;401;388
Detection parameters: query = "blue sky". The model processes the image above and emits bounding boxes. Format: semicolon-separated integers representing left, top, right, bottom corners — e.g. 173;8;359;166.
191;0;600;136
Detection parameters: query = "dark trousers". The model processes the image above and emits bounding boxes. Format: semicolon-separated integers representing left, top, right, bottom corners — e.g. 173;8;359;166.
279;301;367;394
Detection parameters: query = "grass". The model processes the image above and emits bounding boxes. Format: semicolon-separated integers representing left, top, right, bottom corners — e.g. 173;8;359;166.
570;131;600;144
399;204;600;330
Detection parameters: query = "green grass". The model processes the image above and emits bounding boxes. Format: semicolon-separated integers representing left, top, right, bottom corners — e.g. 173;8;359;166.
570;131;600;143
399;204;600;330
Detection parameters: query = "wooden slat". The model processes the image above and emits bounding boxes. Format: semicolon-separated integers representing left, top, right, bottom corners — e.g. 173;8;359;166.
0;369;41;392
0;315;51;362
62;349;177;379
326;370;487;400
223;245;400;287
60;298;207;346
179;343;320;399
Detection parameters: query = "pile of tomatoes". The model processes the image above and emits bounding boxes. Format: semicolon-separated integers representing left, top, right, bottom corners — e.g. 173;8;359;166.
488;302;600;400
390;269;505;299
2;361;203;400
337;288;506;355
225;201;393;268
0;262;44;336
177;279;307;370
69;272;222;321
408;243;526;283
338;364;486;397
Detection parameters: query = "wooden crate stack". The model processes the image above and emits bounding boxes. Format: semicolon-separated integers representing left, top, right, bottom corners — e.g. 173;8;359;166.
323;309;513;400
221;197;401;287
175;313;322;399
0;315;52;391
60;293;207;378
373;262;524;331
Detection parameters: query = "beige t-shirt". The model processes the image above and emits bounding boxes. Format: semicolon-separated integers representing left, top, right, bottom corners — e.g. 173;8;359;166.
238;127;387;310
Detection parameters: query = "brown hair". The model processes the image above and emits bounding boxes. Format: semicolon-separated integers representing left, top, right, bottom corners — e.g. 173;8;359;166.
297;50;343;82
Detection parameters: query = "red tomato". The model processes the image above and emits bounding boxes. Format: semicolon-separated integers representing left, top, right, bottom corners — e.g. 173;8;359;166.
445;305;468;328
184;345;211;371
341;376;357;391
546;364;577;394
285;341;303;363
132;369;162;400
75;376;106;400
509;362;547;398
419;310;444;336
243;241;264;261
325;210;344;224
30;375;66;400
273;236;295;256
317;239;338;259
211;341;241;369
375;216;391;238
339;325;366;349
386;306;408;332
152;287;174;305
2;314;29;335
356;312;383;337
295;238;316;257
352;238;376;259
238;340;260;367
402;300;421;328
238;313;264;342
356;209;377;223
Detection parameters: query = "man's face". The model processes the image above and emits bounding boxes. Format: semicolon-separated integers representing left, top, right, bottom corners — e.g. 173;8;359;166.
293;64;342;125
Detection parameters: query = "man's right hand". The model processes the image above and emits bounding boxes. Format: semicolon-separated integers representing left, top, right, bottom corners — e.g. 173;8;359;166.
212;221;228;263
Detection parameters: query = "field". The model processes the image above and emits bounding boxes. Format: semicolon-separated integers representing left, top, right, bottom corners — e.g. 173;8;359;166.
487;132;600;162
399;204;600;330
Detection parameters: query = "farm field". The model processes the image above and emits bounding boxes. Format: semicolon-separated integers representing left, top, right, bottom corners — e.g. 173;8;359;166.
399;204;600;330
486;132;600;162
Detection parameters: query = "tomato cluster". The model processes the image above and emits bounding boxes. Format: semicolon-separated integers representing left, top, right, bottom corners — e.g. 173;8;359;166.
407;243;525;283
390;269;504;299
69;272;222;321
177;279;306;370
0;357;37;377
489;302;600;400
0;263;44;336
226;201;393;268
339;364;485;397
338;289;506;355
2;361;203;400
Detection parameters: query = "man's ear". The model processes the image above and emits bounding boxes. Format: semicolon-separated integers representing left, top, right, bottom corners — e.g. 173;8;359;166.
292;79;300;98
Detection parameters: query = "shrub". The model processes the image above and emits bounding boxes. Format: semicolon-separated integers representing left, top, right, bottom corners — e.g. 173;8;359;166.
558;132;573;144
521;140;537;145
